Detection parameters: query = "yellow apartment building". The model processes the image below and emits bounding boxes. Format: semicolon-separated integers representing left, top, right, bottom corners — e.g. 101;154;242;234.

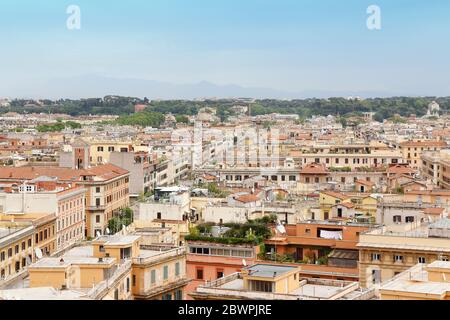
1;225;34;282
399;140;447;169
421;150;450;189
22;234;188;300
132;246;189;300
0;212;56;284
319;191;351;220
379;261;450;300
358;219;450;288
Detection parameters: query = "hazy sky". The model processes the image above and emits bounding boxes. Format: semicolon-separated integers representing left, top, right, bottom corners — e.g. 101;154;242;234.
1;0;449;98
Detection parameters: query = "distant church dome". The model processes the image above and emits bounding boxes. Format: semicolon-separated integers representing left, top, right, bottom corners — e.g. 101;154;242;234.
426;101;440;117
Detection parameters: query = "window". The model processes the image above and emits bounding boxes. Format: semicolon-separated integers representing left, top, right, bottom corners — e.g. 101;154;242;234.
196;268;204;280
371;253;381;261
249;280;274;293
126;277;130;292
151;270;156;284
157;212;162;220
96;215;101;223
174;290;183;300
97;146;104;152
162;293;172;300
96;187;101;193
163;265;169;280
393;215;402;223
406;216;414;223
175;262;180;276
108;146;115;152
15;245;19;254
418;257;426;264
394;255;403;263
132;275;136;286
217;270;224;279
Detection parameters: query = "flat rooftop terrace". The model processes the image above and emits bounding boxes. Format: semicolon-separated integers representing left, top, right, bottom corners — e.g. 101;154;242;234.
0;226;24;239
0;287;89;300
245;264;297;278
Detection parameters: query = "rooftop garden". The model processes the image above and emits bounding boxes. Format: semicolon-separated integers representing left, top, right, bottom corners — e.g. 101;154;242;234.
185;214;277;245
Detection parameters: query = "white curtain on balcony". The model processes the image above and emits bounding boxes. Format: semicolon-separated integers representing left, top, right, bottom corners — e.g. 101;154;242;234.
319;230;343;240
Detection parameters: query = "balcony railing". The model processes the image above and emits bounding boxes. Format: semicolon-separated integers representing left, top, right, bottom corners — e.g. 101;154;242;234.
87;259;132;300
132;247;186;265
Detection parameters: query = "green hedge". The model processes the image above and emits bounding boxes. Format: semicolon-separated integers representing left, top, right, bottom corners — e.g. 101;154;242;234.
185;235;258;245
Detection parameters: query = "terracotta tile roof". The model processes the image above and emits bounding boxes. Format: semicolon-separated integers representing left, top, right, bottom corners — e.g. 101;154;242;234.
321;190;349;200
300;163;328;175
400;140;447;147
423;208;445;215
406;190;450;196
235;194;259;203
335;202;354;209
0;164;128;183
387;164;416;175
355;179;375;187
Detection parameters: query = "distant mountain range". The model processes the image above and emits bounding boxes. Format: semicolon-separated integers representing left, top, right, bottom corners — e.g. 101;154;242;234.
4;74;416;100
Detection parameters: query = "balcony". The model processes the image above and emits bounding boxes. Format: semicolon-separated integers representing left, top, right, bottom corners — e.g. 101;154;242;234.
133;276;190;300
132;247;186;266
87;259;132;300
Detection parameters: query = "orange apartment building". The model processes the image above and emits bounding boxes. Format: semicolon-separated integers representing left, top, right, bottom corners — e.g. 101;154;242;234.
265;220;376;281
185;240;260;300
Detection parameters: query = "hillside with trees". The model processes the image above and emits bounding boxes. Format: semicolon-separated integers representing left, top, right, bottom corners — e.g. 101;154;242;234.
2;96;448;122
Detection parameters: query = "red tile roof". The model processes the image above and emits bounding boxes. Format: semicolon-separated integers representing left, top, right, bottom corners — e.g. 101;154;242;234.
422;208;445;215
321;190;349;200
355;179;375;187
235;194;259;203
400;140;447;147
0;164;129;183
300;163;328;175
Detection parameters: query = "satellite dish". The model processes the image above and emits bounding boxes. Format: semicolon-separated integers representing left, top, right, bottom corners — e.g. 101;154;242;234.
276;222;286;234
242;259;247;267
106;228;111;235
35;248;43;260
